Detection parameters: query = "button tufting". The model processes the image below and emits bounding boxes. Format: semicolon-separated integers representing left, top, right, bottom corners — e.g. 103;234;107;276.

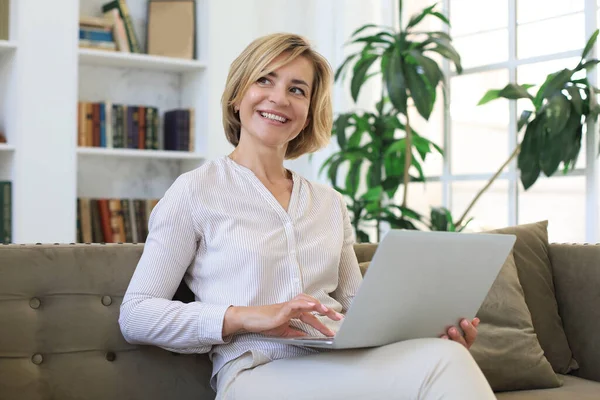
31;354;43;365
105;352;116;362
29;297;41;309
101;295;112;306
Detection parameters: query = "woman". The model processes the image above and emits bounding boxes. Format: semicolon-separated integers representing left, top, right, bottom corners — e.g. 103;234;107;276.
119;33;494;400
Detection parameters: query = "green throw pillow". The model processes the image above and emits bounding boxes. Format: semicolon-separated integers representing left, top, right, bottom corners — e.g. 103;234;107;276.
489;221;578;374
469;251;561;391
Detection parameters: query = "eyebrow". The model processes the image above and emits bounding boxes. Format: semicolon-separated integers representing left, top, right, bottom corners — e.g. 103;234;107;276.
267;72;310;89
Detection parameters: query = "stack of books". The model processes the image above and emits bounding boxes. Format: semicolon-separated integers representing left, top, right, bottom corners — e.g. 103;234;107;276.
79;16;117;52
77;102;195;152
77;102;161;150
76;197;159;243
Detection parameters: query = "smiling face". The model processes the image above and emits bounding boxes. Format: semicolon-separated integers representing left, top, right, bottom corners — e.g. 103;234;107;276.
235;54;314;152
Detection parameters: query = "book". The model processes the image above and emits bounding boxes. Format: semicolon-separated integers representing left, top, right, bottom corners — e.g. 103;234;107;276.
0;0;9;41
103;8;130;52
102;0;141;53
147;0;196;59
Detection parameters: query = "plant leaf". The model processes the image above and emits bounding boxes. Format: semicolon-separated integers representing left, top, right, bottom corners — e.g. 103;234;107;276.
478;89;502;106
406;4;437;29
430;11;450;25
408;50;443;91
543;93;571;137
351;54;379;103
384;45;408;113
581;29;599;59
350;24;379;38
518;118;542;189
334;114;351;149
517;110;533;132
404;61;435;119
429;207;448;231
499;83;534;101
534;68;572;109
334;53;359;82
576;59;600;72
422;40;462;73
566;86;583;114
345;159;363;197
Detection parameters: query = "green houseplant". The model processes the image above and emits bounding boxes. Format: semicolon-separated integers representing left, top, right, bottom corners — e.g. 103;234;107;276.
454;29;600;228
320;0;465;242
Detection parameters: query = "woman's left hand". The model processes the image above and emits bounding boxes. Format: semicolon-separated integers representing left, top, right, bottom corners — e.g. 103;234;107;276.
441;318;480;349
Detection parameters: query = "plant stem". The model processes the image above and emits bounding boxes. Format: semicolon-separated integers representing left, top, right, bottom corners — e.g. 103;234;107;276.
402;114;413;208
455;144;521;228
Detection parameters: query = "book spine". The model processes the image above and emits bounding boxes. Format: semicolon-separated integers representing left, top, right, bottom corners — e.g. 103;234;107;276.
1;181;11;243
153;107;160;150
120;199;133;242
138;106;145;150
93;103;101;147
79;28;114;43
105;101;113;148
100;103;106;148
103;0;141;53
145;107;153;150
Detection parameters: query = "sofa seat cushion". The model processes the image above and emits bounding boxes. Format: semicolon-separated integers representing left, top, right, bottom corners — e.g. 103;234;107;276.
495;375;600;399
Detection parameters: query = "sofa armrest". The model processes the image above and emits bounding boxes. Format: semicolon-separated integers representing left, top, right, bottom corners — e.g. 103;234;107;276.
549;243;600;382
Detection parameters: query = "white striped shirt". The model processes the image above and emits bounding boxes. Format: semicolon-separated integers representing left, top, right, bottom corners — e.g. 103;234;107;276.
118;155;363;390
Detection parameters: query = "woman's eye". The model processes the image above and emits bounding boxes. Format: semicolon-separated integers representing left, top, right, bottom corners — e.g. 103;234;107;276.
257;77;270;85
291;87;306;96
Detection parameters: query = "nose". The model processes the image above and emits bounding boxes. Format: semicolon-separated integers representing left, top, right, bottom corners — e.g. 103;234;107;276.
268;84;290;107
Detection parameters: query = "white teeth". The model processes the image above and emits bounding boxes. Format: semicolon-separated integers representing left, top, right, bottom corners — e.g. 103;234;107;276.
260;112;287;123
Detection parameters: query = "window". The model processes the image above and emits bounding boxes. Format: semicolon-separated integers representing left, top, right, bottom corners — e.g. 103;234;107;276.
434;0;600;242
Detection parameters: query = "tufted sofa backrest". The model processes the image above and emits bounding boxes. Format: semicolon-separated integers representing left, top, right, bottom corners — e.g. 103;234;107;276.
0;244;215;400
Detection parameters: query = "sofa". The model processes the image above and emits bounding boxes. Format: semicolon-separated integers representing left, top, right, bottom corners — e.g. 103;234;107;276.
0;235;599;399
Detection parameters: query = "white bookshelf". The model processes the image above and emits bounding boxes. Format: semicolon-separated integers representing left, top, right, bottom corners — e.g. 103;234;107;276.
78;48;207;73
77;146;204;160
0;40;17;53
3;0;212;243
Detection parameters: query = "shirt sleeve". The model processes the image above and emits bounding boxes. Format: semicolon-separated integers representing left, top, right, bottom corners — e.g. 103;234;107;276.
118;174;232;353
330;193;363;314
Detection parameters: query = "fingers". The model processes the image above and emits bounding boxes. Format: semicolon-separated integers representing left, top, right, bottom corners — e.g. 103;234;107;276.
298;312;336;337
292;294;344;322
461;318;478;347
441;319;479;349
447;325;468;348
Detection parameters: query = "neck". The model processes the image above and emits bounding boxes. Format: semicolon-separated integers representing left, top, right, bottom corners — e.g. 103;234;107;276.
229;137;290;183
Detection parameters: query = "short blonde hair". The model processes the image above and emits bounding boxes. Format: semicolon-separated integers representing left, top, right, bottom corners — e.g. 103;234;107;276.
221;33;333;160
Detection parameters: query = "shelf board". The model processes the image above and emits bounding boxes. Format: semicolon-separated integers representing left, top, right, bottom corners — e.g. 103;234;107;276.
77;147;204;160
78;48;206;72
0;40;17;53
0;144;15;152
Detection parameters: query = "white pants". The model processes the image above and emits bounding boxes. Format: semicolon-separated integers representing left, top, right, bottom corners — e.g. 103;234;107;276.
216;338;495;400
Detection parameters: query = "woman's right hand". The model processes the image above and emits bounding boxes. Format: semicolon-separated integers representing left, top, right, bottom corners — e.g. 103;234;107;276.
222;294;344;338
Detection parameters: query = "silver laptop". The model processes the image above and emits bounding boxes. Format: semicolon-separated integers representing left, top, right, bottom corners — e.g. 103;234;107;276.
260;229;516;349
